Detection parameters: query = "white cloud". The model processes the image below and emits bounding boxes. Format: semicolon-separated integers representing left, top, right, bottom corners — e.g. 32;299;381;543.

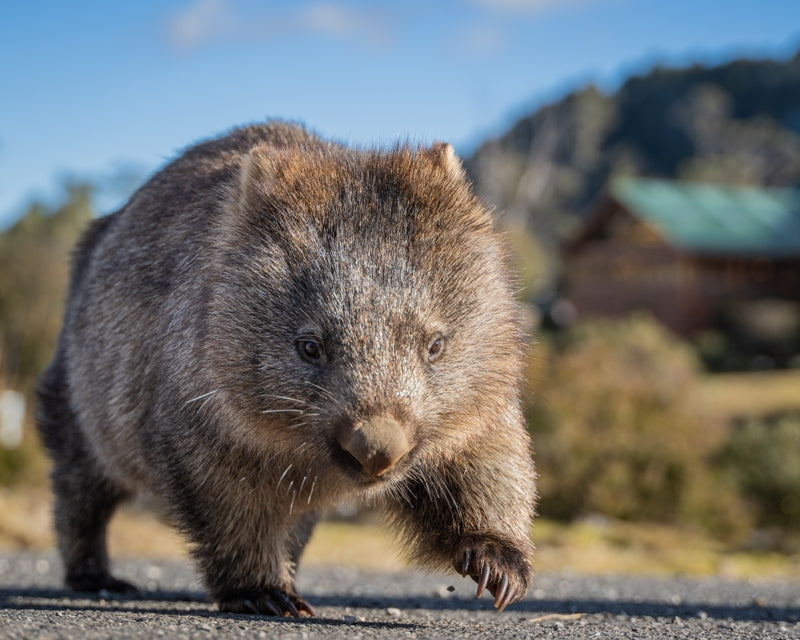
468;0;613;13
166;0;392;51
301;4;379;38
168;0;238;50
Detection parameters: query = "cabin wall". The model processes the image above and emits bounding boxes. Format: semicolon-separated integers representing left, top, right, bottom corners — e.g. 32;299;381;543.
563;211;800;335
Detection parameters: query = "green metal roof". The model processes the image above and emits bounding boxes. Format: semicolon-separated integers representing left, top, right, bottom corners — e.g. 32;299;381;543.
610;177;800;257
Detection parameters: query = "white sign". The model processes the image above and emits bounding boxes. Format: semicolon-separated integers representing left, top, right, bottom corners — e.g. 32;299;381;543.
0;390;25;449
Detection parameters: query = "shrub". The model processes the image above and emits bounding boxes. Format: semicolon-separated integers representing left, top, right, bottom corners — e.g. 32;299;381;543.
717;413;800;531
526;314;750;539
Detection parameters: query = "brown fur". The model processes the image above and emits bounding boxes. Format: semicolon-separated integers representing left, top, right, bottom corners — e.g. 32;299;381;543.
36;122;536;615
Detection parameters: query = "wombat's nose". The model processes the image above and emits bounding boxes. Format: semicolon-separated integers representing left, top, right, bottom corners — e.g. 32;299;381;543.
338;417;410;478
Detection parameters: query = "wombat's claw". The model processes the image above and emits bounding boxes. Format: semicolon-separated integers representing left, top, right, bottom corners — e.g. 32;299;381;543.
460;550;472;576
476;563;490;597
495;575;510;610
453;543;529;612
475;563;513;609
219;589;315;617
272;590;316;617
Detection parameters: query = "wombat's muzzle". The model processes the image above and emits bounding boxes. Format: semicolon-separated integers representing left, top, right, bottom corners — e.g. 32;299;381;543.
338;416;411;479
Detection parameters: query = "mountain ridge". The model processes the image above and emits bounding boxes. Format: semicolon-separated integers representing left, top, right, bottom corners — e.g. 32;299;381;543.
464;49;800;246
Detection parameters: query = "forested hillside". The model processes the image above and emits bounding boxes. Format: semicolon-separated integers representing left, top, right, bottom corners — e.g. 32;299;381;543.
465;49;800;244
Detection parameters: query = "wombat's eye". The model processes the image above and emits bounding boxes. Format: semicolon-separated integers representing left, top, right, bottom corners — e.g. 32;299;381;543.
427;335;445;362
295;337;324;364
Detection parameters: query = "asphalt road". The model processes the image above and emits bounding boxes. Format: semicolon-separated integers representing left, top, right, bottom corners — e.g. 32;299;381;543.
1;551;798;639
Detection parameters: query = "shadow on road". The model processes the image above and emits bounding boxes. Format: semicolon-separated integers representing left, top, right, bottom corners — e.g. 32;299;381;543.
310;593;799;623
0;587;797;624
0;587;417;631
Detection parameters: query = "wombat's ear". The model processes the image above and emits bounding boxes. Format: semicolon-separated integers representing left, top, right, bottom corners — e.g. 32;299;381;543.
426;142;466;182
236;144;333;238
238;143;282;213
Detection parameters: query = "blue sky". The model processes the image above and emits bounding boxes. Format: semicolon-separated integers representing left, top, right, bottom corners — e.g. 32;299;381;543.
1;0;799;227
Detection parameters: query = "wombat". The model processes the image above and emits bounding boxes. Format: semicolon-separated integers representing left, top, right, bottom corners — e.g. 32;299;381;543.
36;122;536;616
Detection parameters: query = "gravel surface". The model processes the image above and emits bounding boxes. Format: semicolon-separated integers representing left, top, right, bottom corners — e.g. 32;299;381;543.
1;551;799;639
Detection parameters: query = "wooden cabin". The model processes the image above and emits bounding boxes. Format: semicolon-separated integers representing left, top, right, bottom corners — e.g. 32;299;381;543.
563;177;800;335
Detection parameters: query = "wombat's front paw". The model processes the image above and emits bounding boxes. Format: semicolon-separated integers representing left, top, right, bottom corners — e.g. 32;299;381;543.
218;589;315;617
453;536;531;611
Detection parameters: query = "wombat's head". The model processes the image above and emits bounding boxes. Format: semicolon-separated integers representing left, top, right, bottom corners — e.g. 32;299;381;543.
208;140;525;496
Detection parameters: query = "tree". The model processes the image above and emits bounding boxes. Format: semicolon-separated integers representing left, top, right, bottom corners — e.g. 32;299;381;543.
0;183;94;394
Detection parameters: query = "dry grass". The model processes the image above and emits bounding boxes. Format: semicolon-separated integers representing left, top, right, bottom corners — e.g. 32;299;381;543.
2;370;799;578
2;488;799;580
533;518;800;580
0;488;189;558
691;370;800;421
0;488;401;570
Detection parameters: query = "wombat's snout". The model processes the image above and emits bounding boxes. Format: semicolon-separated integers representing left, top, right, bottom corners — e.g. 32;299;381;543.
338;417;411;478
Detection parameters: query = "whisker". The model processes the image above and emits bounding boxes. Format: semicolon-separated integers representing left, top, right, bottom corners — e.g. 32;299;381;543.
437;474;461;521
261;408;305;414
262;394;325;413
266;395;308;405
277;464;293;489
304;381;345;411
185;389;218;404
401;487;414;509
307;475;318;504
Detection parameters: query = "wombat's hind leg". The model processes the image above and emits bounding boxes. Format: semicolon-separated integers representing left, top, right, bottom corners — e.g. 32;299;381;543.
53;471;138;595
218;589;315;617
37;361;137;595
